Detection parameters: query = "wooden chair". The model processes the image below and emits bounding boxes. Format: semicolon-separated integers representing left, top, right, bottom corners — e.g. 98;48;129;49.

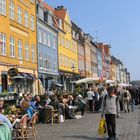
45;106;60;124
13;114;29;140
28;112;38;140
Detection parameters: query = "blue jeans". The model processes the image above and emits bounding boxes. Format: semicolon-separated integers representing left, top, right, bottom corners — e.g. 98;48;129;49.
27;107;34;119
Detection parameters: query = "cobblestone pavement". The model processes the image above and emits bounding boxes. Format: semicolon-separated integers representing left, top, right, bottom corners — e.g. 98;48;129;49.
37;106;140;140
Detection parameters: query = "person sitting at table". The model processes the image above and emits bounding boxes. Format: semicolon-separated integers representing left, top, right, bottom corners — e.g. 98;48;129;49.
75;95;86;116
0;98;13;130
20;94;34;119
31;95;46;123
67;95;75;106
43;94;51;107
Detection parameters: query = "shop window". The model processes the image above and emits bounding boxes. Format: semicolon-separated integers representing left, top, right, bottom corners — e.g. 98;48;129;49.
1;74;7;92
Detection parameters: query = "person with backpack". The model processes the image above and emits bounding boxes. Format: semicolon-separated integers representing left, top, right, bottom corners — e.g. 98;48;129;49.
122;88;131;113
101;86;118;140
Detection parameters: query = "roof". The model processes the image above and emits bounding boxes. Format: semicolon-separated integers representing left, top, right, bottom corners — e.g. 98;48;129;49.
54;9;67;20
38;0;55;14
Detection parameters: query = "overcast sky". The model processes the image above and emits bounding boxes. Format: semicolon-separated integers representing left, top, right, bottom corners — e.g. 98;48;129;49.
45;0;140;80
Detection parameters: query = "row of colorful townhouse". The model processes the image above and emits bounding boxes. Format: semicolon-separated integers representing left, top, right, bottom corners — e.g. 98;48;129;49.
0;0;130;95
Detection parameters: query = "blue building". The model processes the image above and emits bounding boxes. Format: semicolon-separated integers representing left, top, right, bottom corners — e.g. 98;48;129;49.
37;0;59;90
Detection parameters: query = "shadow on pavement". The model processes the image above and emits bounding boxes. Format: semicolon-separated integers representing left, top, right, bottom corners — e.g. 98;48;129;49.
62;135;107;140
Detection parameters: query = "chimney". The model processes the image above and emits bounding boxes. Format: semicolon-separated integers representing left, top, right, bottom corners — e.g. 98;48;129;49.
55;6;64;10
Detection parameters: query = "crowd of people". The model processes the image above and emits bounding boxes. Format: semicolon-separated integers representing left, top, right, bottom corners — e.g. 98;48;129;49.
0;83;140;140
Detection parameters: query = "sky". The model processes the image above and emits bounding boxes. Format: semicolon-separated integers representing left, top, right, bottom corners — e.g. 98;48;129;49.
45;0;140;80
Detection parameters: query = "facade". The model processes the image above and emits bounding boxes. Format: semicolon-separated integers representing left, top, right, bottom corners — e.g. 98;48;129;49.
97;47;102;78
97;43;111;79
0;0;37;94
90;41;98;78
72;22;85;78
84;34;92;77
37;0;59;90
55;6;78;91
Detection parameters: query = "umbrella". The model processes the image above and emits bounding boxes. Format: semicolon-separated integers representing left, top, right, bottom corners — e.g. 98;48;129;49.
118;83;132;87
105;80;116;84
11;75;25;79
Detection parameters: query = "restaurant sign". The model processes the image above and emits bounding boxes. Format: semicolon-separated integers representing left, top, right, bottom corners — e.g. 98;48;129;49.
8;68;19;77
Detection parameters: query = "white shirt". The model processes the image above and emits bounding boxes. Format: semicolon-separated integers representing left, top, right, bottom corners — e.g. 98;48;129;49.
87;91;94;100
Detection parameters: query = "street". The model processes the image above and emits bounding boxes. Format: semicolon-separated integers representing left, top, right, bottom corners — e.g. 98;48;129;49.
37;106;140;140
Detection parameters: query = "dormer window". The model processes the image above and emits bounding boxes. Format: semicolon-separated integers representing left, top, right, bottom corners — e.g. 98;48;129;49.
59;19;62;29
38;6;44;21
72;30;76;38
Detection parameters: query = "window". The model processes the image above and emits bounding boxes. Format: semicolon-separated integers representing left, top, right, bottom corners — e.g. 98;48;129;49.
59;53;62;66
0;0;6;15
39;52;43;68
58;19;62;29
47;56;51;71
9;1;14;20
52;36;56;49
24;11;28;27
38;28;42;43
0;33;6;56
25;43;29;60
30;0;35;4
18;40;22;59
30;15;34;30
54;60;57;72
10;37;15;57
38;6;44;20
31;45;35;62
17;7;22;24
47;34;51;47
44;32;47;45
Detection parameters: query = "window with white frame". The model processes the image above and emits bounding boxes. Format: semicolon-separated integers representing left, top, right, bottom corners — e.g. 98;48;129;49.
25;43;29;60
54;60;57;72
18;40;22;59
44;32;47;45
41;31;44;44
24;11;28;27
9;1;14;20
39;52;43;68
47;56;51;71
31;45;35;62
17;7;22;24
59;53;62;66
47;33;51;47
30;0;35;4
0;0;6;15
59;19;62;29
30;15;34;31
38;28;42;43
52;36;56;49
38;6;44;20
10;37;15;57
0;33;6;56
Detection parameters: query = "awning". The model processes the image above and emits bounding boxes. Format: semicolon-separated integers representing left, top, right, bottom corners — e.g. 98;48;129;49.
105;80;116;84
11;72;35;80
11;75;25;79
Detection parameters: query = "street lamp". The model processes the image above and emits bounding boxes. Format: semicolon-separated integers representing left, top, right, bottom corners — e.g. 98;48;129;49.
71;64;75;93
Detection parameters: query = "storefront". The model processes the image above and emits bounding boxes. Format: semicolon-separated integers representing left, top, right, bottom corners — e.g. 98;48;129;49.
0;67;38;95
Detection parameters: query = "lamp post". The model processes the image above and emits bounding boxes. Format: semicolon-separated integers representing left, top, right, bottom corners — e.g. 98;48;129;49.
71;64;75;93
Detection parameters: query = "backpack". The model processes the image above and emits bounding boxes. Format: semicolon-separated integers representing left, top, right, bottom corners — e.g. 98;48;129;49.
123;92;128;98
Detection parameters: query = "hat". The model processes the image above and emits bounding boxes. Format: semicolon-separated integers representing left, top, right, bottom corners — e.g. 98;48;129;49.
78;94;82;98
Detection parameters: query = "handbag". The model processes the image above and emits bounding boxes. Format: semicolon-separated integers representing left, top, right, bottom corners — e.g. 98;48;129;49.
98;118;106;135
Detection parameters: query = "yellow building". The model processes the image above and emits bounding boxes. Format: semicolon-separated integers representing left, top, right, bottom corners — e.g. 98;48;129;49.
54;6;78;91
0;0;38;94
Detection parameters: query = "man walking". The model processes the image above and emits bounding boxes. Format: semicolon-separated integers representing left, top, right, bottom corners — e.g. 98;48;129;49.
101;86;118;140
87;87;94;112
